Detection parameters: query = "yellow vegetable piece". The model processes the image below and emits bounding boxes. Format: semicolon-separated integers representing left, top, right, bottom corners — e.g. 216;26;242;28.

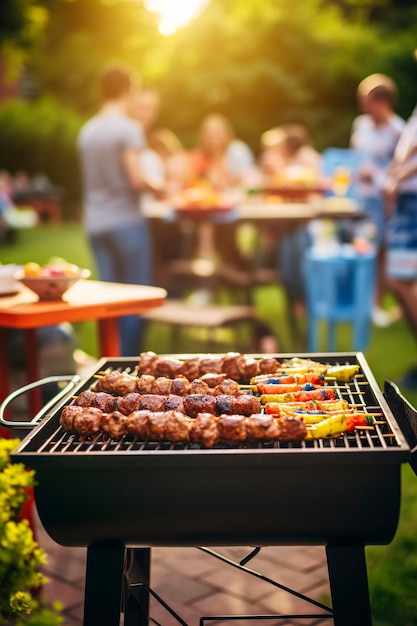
326;365;360;383
305;413;347;439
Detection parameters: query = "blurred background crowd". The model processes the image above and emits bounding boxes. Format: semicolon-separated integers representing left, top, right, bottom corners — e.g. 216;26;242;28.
0;0;416;213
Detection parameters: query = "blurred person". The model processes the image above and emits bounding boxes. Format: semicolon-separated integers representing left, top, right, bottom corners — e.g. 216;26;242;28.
259;124;322;318
383;102;417;390
260;124;322;185
129;87;161;135
350;73;405;326
140;127;191;199
185;114;256;265
189;113;255;190
77;64;161;356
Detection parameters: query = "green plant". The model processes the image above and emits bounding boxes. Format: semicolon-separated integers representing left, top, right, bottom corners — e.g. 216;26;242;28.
0;438;62;625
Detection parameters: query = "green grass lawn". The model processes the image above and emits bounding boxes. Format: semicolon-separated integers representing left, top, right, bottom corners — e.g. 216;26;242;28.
2;223;417;624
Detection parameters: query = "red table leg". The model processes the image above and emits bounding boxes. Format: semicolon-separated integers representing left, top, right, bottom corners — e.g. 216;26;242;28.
97;318;121;356
0;327;13;437
24;329;43;416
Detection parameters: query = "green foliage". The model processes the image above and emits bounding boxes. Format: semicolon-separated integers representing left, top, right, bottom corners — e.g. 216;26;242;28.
0;0;417;210
0;96;84;215
0;439;62;625
32;0;161;113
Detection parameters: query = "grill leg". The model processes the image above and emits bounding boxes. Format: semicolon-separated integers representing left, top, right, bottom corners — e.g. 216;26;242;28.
326;545;372;626
124;547;151;626
83;542;125;626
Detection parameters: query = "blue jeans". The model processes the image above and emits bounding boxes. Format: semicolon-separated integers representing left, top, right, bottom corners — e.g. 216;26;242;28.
89;220;152;356
278;227;312;302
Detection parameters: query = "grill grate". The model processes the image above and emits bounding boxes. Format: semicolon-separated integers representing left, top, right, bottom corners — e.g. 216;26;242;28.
16;353;409;456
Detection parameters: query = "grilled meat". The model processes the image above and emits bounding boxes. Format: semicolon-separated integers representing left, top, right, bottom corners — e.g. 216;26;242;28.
125;410;151;440
164;410;193;442
94;370;137;395
117;392;142;415
92;372;242;397
60;405;102;438
246;414;280;441
200;372;228;387
74;390;118;413
136;374;156;394
100;411;128;440
60;405;307;446
212;378;241;396
190;412;220;447
234;395;262;416
176;357;201;381
139;394;167;412
74;390;259;419
218;414;247;443
183;394;218;418
163;395;185;411
171;377;191;396
138;352;281;382
188;378;211;394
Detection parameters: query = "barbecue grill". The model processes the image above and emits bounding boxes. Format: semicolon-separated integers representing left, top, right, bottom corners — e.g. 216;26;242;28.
2;351;417;626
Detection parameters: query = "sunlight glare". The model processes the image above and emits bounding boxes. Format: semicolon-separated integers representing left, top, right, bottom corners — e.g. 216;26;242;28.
145;0;210;36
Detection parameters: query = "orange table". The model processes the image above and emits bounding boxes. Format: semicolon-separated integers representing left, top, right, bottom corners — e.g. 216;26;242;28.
0;279;167;416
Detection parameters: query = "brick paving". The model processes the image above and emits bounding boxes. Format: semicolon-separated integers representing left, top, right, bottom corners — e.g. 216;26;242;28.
34;508;334;626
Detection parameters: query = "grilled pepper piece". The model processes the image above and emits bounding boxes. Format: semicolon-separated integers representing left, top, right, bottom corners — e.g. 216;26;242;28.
326;365;360;382
346;413;374;431
305;413;348;439
261;388;336;404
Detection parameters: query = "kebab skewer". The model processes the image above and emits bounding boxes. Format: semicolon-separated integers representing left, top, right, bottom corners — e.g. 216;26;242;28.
138;351;281;382
250;363;360;384
264;397;377;436
93;370;242;397
59;405;307;447
73;389;262;418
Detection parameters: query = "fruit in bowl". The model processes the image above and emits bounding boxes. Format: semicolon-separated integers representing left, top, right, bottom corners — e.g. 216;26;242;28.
15;260;91;301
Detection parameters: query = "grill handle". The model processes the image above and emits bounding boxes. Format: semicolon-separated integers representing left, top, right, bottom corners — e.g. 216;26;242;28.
0;375;80;429
384;380;417;476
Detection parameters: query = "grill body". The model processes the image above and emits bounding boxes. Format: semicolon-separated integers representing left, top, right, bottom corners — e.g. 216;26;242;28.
32;448;401;547
12;352;410;548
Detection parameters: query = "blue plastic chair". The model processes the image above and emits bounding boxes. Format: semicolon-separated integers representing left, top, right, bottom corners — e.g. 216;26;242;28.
321;147;360;199
303;245;376;351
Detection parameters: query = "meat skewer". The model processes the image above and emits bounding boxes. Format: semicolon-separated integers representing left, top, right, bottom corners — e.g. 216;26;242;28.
93;371;242;397
137;351;281;382
72;390;262;418
59;404;307;446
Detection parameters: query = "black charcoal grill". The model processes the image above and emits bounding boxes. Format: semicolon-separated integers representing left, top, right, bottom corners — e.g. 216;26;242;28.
2;351;417;626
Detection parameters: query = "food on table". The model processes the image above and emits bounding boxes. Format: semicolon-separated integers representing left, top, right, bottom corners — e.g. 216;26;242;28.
22;259;82;278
